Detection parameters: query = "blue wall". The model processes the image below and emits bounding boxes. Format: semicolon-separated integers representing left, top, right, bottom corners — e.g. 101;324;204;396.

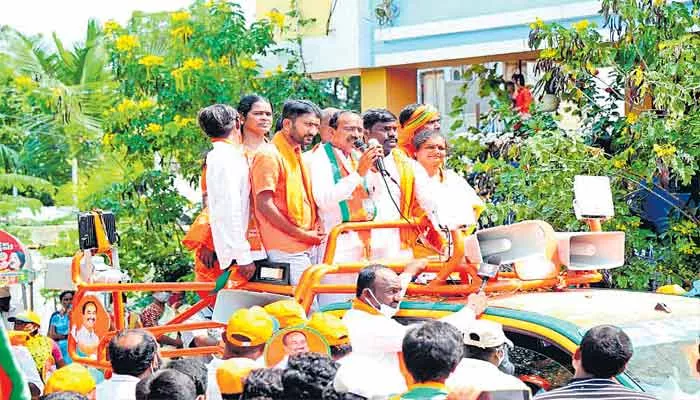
372;0;593;27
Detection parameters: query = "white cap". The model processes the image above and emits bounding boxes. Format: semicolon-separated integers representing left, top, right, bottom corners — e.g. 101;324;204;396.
463;320;513;349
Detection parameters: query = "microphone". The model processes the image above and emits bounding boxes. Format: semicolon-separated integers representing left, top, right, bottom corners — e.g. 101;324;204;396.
353;138;386;173
477;255;501;293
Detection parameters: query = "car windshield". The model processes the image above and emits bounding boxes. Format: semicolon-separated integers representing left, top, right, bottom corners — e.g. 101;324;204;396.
619;316;700;399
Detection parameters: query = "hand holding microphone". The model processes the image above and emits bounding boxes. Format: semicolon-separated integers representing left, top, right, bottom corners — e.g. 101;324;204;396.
354;138;385;176
477;255;502;293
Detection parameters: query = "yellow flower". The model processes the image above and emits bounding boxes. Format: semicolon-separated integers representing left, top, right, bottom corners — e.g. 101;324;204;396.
612;159;626;168
171;26;194;42
632;67;644;86
13;75;35;90
265;9;285;28
174;115;195;128
183;57;204;70
540;48;557;59
171;11;190;23
138;55;165;67
573;19;590;33
585;61;597;75
239;57;257;70
137;99;156;109
116;98;137;113
530;17;545;30
654;0;665;7
264;70;273;78
218;55;229;66
103;20;121;35
625;112;638;124
145;123;163;133
102;133;115;146
275;64;284;73
115;35;139;52
653;144;676;158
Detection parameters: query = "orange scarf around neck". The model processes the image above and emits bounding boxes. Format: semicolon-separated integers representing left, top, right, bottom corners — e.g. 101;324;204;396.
271;131;317;229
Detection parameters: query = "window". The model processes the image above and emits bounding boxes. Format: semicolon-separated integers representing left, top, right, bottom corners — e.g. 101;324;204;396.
505;330;574;393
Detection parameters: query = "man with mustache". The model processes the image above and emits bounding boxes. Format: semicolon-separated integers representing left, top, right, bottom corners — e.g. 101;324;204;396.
251;100;325;286
74;301;99;358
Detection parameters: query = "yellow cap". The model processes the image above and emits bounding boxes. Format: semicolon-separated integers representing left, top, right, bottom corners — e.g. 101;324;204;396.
264;300;307;329
306;312;349;346
216;358;258;395
8;330;30;346
656;284;687;295
9;310;41;326
226;306;275;347
45;364;97;395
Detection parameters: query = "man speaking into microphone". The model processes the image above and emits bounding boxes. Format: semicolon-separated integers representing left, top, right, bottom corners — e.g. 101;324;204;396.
308;110;386;306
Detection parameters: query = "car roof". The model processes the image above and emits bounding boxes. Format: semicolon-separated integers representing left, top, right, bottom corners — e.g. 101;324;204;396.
487;289;699;329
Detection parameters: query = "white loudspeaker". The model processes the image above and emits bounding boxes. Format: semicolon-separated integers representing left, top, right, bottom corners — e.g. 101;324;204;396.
212;289;291;324
556;231;625;270
464;220;556;265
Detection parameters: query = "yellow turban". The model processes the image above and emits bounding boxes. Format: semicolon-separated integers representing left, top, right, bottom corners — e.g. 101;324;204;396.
397;105;440;158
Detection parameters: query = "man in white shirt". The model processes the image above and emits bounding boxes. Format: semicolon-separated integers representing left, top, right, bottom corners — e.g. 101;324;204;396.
205;306;273;400
446;319;529;393
363;108;440;260
199;104;263;287
309;110;384;305
96;329;160;400
335;262;487;399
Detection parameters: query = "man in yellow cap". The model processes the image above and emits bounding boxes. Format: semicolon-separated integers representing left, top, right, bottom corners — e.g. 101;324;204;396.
45;363;97;399
10;310;65;379
264;299;307;329
307;312;351;361
206;306;275;400
216;358;258;400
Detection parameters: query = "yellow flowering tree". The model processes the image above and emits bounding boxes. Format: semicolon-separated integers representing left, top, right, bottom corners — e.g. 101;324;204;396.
449;0;699;289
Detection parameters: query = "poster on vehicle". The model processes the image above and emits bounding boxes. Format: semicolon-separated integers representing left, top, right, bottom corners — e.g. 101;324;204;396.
0;230;32;287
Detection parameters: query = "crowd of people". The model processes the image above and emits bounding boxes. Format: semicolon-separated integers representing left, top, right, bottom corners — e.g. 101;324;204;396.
8;264;662;399
3;96;669;399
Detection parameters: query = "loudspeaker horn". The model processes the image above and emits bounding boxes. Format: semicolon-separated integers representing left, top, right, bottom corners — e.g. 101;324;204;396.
555;231;625;270
464;220;557;265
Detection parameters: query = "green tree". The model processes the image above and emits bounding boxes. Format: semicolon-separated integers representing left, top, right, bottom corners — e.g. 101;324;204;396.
448;0;699;289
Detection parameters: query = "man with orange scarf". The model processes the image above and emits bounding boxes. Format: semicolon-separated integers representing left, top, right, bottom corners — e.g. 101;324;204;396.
187;104;263;298
366;105;442;259
251;100;325;286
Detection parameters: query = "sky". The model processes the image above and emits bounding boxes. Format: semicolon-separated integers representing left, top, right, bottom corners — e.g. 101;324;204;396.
0;0;255;45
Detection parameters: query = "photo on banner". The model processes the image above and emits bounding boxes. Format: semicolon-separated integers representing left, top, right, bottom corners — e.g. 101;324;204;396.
70;294;110;359
264;326;330;368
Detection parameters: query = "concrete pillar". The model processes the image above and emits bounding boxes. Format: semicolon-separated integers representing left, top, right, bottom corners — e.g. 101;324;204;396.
360;67;417;115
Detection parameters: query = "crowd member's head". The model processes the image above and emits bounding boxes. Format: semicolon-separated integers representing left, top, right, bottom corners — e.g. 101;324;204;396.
40;392;88;400
463;319;513;369
320;107;341;143
413;130;448;177
44;363;97;399
223;306;275;360
574;325;633;379
264;300;307;329
144;369;198;400
362;108;398;156
166;358;207;398
9;310;42;335
403;321;463;384
59;291;74;312
282;352;339;400
240;368;284;400
356;264;402;317
505;81;516;98
151;292;170;305
512;72;525;88
217;358;258;399
238;94;273;137
329;111;364;154
282;330;310;357
397;103;440;158
108;329;160;379
197;103;241;139
281;100;321;147
306;312;351;361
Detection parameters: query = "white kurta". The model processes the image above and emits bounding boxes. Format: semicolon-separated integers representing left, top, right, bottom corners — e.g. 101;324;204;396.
446;358;529;393
431;169;485;229
206;141;265;269
337;302;477;399
368;150;441;260
309;145;383;305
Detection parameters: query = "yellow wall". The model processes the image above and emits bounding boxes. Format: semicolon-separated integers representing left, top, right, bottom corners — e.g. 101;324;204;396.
256;0;332;37
361;67;417;116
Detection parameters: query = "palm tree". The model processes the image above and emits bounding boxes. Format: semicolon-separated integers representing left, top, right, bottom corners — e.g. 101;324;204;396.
0;20;114;206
